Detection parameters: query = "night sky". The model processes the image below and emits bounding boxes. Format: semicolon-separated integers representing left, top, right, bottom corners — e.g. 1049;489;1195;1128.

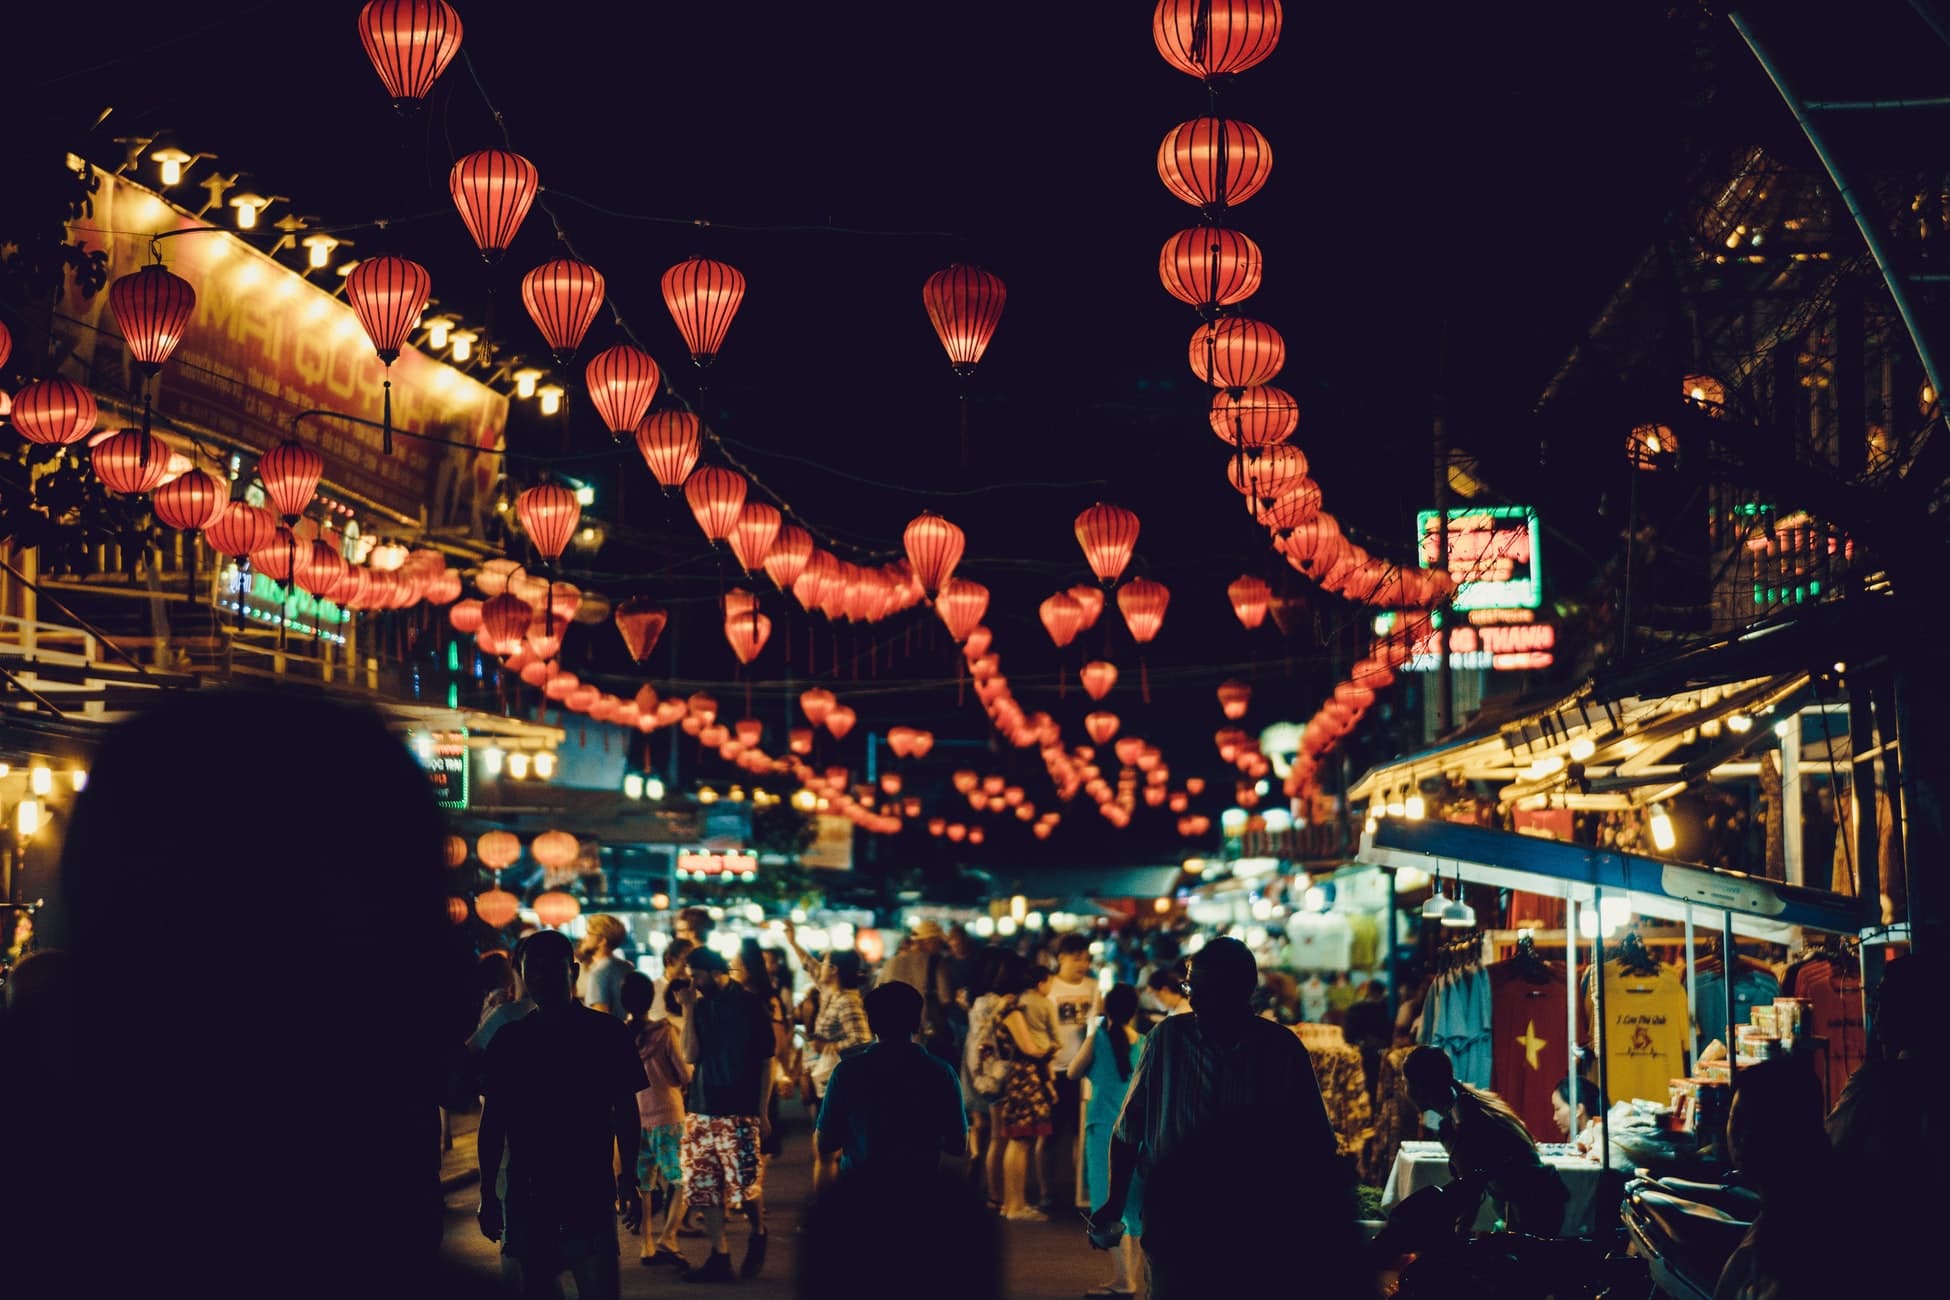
23;2;1765;862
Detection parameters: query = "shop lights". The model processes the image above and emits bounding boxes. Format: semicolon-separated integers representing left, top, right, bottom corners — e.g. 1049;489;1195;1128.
573;484;596;507
623;773;645;800
1384;795;1406;818
1648;802;1677;852
450;330;477;363
482;745;505;778
1440;897;1477;928
230;190;278;230
513;368;543;399
1567;735;1596;762
30;766;53;796
0;764;9;777
533;751;557;780
1526;754;1566;780
152;146;193;186
425;316;456;351
997;916;1019;937
791;789;818;812
16;799;43;838
1261;807;1292;833
1010;894;1027;923
507;752;530;780
1726;713;1753;734
301;233;339;269
1404;791;1426;820
537;384;565;416
1025;911;1045;930
697;787;718;803
644;777;665;800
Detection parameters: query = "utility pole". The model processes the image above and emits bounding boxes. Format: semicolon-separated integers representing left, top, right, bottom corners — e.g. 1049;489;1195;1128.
1433;321;1454;737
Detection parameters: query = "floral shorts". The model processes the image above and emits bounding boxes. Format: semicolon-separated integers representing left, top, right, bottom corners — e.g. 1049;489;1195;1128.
681;1113;763;1210
637;1122;684;1189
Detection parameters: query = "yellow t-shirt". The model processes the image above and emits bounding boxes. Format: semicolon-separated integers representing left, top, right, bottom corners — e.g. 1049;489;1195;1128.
1592;965;1689;1105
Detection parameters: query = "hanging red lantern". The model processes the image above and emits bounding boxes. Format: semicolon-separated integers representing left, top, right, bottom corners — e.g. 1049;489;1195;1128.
521;259;605;364
763;524;814;592
661;256;746;368
515;484;581;561
1227;574;1271;629
1217;679;1252;720
1117;578;1170;643
566;685;602;714
1157;117;1273;212
152;468;224;532
733;718;764;749
1114;737;1146;769
1335;681;1376;710
88;429;167;495
357;0;463;107
1159;227;1262;310
1256;480;1322;533
474;889;520;928
729;501;782;575
935;578;990;643
476;829;521;872
584;344;660;436
251;526;297;583
447;149;538;262
524;616;565;661
344;255;431;453
788;727;814;755
1282;514;1345;574
921;264;1007;376
108;264;196;376
962;626;994;663
687;692;720;724
902;512;965;599
724;610;772;664
1225;442;1307;504
633;411;702;491
543;672;581;702
531;829;578;871
1153;0;1283;80
800;688;836;726
1064;585;1105;631
825;704;857;740
532;891;581;928
9;378;97;445
1039;592;1085;648
1189;317;1285;390
1075;503;1140;584
294;540;349;598
0;320;8;371
613;598;667;662
1080;660;1118;700
256;441;323;523
480;593;531;656
684;465;748;544
203;501;277;561
1210;385;1299;449
1084;711;1120;745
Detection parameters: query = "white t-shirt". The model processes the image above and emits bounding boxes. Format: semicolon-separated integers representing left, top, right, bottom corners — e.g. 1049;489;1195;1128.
578;954;629;1017
1048;975;1099;1070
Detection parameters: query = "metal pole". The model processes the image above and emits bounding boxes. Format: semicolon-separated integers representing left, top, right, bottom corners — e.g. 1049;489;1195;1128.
1684;903;1699;1061
1592;886;1611;1165
1433;322;1454;737
1564;891;1580;1123
1723;911;1740;1080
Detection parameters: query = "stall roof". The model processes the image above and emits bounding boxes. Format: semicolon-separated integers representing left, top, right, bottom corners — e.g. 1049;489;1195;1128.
1357;817;1872;941
982;864;1185;905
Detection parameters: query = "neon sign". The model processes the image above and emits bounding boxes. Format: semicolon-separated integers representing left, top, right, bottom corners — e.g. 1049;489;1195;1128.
677;850;758;882
1417;506;1543;610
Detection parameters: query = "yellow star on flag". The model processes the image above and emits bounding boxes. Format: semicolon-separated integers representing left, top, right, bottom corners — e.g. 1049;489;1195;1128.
1517;1020;1548;1071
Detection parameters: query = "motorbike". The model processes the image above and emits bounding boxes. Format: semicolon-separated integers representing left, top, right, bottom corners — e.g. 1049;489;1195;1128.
1374;1179;1649;1300
1619;1174;1758;1300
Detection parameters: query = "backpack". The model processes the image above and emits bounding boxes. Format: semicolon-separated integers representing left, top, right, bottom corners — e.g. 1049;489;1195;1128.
968;997;1014;1099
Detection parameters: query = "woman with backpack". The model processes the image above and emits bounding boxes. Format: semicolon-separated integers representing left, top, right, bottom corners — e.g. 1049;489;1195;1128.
1070;984;1143;1296
961;947;1009;1206
988;952;1057;1221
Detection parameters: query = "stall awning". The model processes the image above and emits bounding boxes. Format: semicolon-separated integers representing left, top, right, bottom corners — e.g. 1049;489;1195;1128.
985;864;1185;905
1357;817;1871;940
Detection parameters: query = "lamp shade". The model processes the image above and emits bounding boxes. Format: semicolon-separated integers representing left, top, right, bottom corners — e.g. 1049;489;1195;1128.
521;259;605;363
152;468;225;531
825;704;857;740
1068;584;1105;629
533;891;581;928
293;540;349;598
1210;385;1299;449
921;264;1006;376
1189;317;1284;389
729;501;783;575
90;430;168;495
661;256;745;367
1225;442;1308;504
204;501;277;559
613;597;667;662
935;578;990;643
448;149;538;261
724;610;772;664
1075;503;1140;584
480;593;531;653
476;829;521;871
345;256;431;365
1039;592;1084;648
1152;0;1283;80
1085;711;1120;745
763;525;814;592
9;378;97;445
634;411;701;490
683;466;747;544
1117;577;1170;643
902;512;965;598
257;441;324;523
474;889;520;928
1255;480;1322;533
1228;574;1271;629
357;0;463;106
800;688;836;725
1159;227;1262;310
108;264;196;374
515;484;582;561
1080;660;1118;700
583;344;660;436
1218;679;1252;719
1157;117;1273;211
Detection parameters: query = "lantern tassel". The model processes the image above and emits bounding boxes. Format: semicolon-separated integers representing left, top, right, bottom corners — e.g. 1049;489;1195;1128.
1141;657;1151;706
139;388;154;464
382;378;394;456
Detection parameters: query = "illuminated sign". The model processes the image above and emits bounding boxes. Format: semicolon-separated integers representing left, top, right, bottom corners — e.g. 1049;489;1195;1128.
677;850;759;882
219;567;351;642
424;736;470;810
1397;620;1556;673
1417;506;1542;610
801;814;855;871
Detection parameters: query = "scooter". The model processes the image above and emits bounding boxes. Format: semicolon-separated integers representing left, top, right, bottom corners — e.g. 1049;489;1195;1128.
1375;1180;1647;1300
1619;1175;1758;1300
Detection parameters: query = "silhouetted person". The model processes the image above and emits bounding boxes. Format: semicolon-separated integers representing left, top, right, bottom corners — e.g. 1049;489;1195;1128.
798;1167;1000;1300
677;944;776;1282
1718;1057;1853;1299
477;929;645;1300
816;981;968;1176
1402;1044;1567;1234
1090;936;1359;1298
21;691;499;1298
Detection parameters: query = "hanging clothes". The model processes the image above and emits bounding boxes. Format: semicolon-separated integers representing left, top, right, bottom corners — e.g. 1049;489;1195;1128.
1418;960;1493;1092
1304;1038;1373;1158
1783;951;1865;1109
1590;960;1689;1105
1694;961;1781;1049
1489;958;1569;1143
1362;1045;1418;1188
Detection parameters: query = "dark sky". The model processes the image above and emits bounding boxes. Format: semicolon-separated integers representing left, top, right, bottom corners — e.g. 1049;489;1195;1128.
30;1;1731;862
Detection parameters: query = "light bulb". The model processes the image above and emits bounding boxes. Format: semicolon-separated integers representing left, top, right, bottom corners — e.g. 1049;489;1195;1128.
1648;802;1676;852
302;233;338;269
1421;893;1450;919
153;147;191;186
230;193;266;229
425;317;455;351
624;773;645;800
537;384;565;416
533;751;557;780
16;799;43;838
450;331;477;363
482;745;504;777
507;752;530;780
1440;899;1477;928
644;777;665;800
513;368;543;399
574;484;596;506
30;766;53;796
0;763;9;777
1404;792;1426;820
1726;713;1753;734
1010;894;1027;924
1568;736;1596;762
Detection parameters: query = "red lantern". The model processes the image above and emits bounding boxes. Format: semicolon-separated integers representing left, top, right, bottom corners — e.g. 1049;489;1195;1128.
661;256;746;368
476;829;521;871
516;484;581;561
584;344;660;436
533;891;581;928
1217;679;1251;720
474;889;520;928
1068;584;1106;630
1189;317;1285;390
85;429;165;495
1080;660;1118;701
1226;442;1308;504
729;501;782;575
1335;681;1376;710
480;593;531;655
521;259;605;363
294;540;349;598
358;0;463;107
825;704;857;740
251;527;297;583
735;718;764;748
684;466;747;544
1159;227;1262;310
345;256;431;366
152;468;224;532
800;688;836;726
1227;574;1271;629
921;264;1007;376
630;411;701;492
1075;503;1140;584
257;441;323;523
448;149;538;262
1157;117;1273;212
203;502;277;560
764;524;814;592
525;617;565;661
1085;711;1120;745
902;512;965;599
614;598;667;662
936;578;990;643
0;320;8;371
1256;480;1322;533
1153;0;1283;80
1117;578;1170;643
724;610;772;664
1282;515;1345;574
9;378;97;445
1039;592;1085;648
1210;385;1299;449
1114;737;1146;769
544;672;581;702
108;264;196;375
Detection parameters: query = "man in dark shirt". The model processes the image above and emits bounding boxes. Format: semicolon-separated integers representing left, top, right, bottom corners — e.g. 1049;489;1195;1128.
817;981;969;1176
677;945;777;1282
478;930;645;1300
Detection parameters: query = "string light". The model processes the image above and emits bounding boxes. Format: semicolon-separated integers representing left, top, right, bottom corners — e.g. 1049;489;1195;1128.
513;368;543;398
425;316;455;350
533;751;557;779
537;384;564;416
301;233;339;269
449;330;477;363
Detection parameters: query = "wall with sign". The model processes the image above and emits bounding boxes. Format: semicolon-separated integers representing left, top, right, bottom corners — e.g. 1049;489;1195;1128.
1416;506;1542;611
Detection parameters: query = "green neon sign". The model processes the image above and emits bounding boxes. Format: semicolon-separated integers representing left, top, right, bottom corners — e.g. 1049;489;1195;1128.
1415;506;1542;611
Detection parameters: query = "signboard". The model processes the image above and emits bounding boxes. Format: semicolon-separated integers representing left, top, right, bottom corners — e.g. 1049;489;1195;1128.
1417;506;1542;611
676;850;758;882
801;813;856;871
62;168;507;528
1397;619;1556;672
408;731;469;810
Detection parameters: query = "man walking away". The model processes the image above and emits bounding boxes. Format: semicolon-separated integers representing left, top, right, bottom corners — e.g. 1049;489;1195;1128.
478;930;646;1300
816;982;969;1177
883;918;957;1060
1089;937;1359;1299
678;945;777;1283
1047;933;1100;1211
